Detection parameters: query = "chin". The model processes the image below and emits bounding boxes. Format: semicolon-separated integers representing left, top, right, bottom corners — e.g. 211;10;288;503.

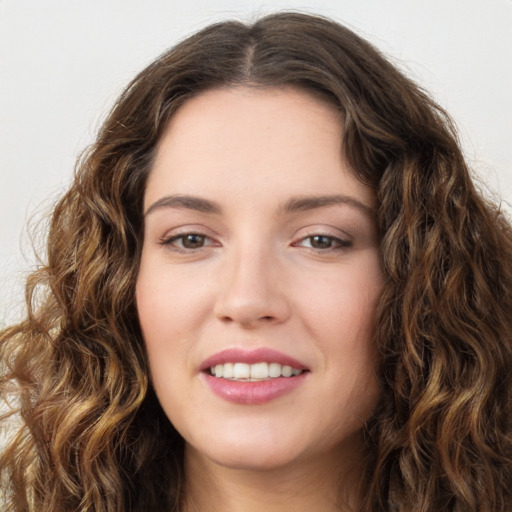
203;449;301;472
187;428;304;471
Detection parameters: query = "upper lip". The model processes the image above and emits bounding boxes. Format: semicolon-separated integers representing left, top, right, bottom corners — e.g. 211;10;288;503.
200;347;308;371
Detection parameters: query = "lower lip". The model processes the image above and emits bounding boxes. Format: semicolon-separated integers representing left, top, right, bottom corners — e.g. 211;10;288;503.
203;373;308;405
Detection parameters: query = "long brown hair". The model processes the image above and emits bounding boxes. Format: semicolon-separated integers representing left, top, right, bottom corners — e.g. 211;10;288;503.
2;12;512;512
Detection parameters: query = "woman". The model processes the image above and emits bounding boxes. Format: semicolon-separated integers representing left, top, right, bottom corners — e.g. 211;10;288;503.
1;12;511;512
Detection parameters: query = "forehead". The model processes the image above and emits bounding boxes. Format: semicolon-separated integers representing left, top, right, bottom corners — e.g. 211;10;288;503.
145;86;375;211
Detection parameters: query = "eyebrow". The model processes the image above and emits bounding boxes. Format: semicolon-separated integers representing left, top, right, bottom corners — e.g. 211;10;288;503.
145;194;222;216
280;194;376;217
144;193;375;217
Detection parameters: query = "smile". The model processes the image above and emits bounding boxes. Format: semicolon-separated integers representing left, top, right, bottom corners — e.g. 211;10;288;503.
210;362;304;380
201;348;309;404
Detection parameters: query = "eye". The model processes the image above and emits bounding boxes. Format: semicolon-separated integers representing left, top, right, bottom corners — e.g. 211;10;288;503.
159;233;217;251
294;234;352;250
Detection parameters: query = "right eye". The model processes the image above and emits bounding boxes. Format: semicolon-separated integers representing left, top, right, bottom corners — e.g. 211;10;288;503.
159;233;217;251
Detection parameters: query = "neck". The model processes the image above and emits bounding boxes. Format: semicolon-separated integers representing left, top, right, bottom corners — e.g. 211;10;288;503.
181;441;367;512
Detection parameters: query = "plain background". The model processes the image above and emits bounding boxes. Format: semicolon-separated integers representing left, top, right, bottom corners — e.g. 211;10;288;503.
1;0;511;326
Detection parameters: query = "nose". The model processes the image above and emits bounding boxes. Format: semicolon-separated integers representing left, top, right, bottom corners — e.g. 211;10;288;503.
213;244;291;328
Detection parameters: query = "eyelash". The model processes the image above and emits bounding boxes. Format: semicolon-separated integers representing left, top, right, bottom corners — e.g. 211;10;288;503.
158;232;352;253
158;233;218;252
292;234;352;251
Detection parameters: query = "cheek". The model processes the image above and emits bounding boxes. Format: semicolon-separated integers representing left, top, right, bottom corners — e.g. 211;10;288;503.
135;264;221;443
298;255;382;394
297;257;382;342
136;269;185;396
136;271;193;412
136;262;210;342
135;259;219;410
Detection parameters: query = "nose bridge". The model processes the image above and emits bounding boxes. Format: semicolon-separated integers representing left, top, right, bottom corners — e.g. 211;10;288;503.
214;235;289;327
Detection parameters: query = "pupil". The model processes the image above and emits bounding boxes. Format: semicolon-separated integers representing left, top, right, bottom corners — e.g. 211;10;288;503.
183;234;204;248
311;235;332;249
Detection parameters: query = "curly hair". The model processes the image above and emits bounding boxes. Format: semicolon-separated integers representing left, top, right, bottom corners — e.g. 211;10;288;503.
2;12;512;512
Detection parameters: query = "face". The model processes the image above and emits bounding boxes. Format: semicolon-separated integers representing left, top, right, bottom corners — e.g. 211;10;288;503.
136;87;383;472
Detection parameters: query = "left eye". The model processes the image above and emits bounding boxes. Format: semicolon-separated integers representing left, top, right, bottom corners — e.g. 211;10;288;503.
295;235;351;250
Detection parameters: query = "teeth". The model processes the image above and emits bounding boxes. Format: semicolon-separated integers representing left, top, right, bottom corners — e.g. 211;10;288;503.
250;362;268;379
281;365;292;377
210;362;304;380
269;362;281;378
222;362;234;379
233;362;250;379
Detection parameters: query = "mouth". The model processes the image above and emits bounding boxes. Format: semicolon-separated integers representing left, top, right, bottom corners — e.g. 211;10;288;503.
200;348;310;404
208;362;305;381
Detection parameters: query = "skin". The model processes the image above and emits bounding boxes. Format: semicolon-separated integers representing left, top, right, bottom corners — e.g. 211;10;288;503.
136;87;383;511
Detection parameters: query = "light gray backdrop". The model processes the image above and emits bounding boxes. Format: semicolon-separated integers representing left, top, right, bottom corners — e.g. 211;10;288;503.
1;0;511;325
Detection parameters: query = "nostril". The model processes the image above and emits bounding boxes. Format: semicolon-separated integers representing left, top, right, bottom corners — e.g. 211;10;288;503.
213;286;291;327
